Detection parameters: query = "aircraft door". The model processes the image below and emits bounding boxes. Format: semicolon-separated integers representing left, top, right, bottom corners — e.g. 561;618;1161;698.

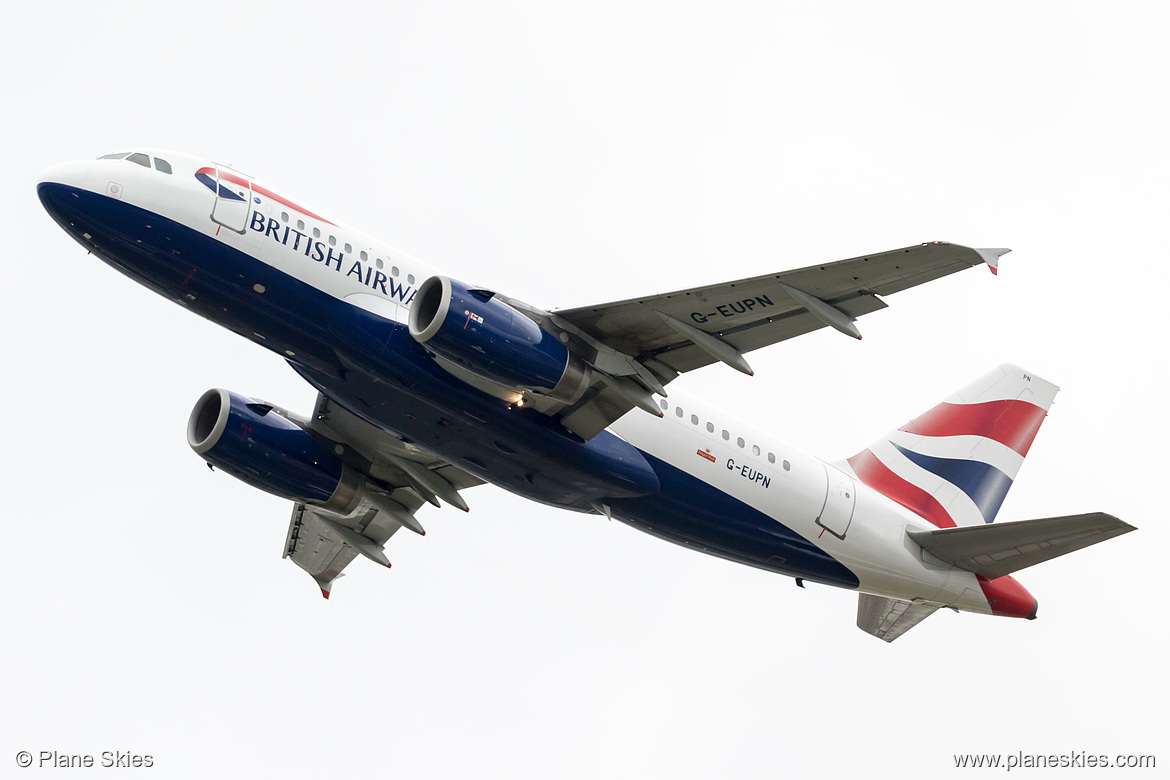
209;164;253;234
816;464;856;540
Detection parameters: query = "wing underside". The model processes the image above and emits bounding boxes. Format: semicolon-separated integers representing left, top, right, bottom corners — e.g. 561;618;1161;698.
856;594;940;642
279;393;483;597
908;512;1135;580
538;242;1000;438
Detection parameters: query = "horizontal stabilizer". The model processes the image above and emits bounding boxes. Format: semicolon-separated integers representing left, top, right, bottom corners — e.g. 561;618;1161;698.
857;594;939;642
908;512;1135;579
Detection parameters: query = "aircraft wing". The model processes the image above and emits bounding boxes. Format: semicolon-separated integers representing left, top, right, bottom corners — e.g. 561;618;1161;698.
543;242;1006;438
282;393;484;597
908;512;1135;580
856;594;940;642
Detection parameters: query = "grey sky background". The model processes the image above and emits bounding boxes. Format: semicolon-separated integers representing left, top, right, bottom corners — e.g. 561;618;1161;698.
4;2;1165;777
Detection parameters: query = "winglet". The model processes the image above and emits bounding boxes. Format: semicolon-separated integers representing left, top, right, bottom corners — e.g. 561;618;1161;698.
314;575;337;600
975;247;1011;275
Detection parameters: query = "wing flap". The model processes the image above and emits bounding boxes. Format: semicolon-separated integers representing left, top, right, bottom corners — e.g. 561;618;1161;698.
284;503;369;597
856;594;939;642
908;512;1136;579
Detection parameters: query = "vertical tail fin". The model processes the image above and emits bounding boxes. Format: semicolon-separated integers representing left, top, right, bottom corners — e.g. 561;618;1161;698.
841;365;1058;528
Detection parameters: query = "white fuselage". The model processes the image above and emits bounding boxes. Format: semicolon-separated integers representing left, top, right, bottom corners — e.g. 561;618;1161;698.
39;147;1004;616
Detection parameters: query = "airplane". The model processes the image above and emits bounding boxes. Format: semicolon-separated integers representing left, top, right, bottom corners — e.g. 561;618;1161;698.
37;148;1134;641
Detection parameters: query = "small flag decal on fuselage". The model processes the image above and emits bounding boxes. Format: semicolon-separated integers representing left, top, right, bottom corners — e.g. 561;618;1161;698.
697;449;716;463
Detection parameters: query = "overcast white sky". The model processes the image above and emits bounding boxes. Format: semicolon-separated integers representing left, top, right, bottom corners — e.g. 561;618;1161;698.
4;2;1166;777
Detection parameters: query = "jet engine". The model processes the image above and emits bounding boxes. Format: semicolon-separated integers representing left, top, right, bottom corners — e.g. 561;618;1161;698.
187;388;362;513
408;275;591;403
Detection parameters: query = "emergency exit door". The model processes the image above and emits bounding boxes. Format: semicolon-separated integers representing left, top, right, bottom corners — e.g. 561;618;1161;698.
209;164;253;234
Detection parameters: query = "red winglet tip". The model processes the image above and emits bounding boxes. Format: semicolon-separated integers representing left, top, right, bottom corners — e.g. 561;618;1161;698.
989;266;999;276
320;588;330;600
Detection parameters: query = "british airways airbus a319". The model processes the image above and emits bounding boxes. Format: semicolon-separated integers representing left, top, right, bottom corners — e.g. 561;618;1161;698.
37;148;1133;641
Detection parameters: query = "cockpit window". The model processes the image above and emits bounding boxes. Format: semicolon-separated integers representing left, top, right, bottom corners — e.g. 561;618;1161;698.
153;157;172;174
99;152;129;160
126;153;151;168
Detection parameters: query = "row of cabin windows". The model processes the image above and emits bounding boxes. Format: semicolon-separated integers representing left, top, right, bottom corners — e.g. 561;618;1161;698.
277;211;415;284
661;399;791;471
94;153;420;287
99;151;172;174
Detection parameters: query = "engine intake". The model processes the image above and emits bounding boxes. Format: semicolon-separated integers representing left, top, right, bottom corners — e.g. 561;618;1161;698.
187;389;361;513
408;275;590;402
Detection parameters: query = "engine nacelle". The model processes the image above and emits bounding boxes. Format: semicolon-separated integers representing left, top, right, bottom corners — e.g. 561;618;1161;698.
187;389;361;513
408;275;590;402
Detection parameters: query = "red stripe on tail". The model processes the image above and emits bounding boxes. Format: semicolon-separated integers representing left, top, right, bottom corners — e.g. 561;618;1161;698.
899;399;1047;457
847;449;957;528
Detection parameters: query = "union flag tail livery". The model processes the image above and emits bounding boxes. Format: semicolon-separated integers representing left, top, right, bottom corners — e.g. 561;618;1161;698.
845;365;1057;529
37;148;1135;643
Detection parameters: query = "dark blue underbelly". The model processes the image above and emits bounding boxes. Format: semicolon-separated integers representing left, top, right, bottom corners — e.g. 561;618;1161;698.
39;183;858;588
608;454;859;588
38;184;658;509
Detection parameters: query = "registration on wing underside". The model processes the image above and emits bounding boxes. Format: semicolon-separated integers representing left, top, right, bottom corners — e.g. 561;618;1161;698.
545;243;988;437
555;242;986;375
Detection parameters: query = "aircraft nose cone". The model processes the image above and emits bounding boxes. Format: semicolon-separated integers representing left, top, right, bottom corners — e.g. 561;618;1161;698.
38;159;89;190
37;160;93;226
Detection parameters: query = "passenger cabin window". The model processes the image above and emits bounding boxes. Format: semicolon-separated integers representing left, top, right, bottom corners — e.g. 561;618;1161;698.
752;444;760;456
153;157;172;174
675;407;684;418
737;437;745;448
691;414;699;425
126;152;151;168
706;422;714;433
297;220;305;231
